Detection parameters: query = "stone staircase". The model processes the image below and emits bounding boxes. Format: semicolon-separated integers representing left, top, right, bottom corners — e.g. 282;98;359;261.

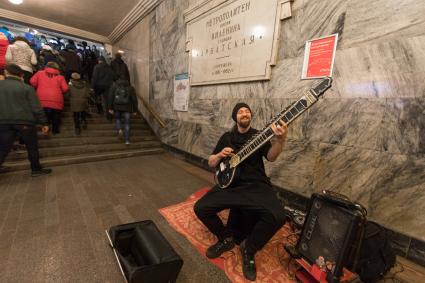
4;108;164;171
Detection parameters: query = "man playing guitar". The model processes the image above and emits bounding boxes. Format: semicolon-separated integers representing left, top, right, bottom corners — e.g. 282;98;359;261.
194;102;288;281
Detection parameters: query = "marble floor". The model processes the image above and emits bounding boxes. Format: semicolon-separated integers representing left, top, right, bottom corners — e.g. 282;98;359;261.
0;153;424;283
0;153;229;283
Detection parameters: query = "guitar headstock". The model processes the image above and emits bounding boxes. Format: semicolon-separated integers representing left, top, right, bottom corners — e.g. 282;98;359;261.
310;77;332;98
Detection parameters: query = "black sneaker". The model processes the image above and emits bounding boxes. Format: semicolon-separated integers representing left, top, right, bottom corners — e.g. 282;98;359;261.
240;240;256;281
206;237;235;259
31;168;52;177
75;128;81;135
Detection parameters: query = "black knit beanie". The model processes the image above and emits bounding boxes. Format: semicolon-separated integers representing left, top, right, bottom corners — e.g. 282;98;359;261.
232;102;252;122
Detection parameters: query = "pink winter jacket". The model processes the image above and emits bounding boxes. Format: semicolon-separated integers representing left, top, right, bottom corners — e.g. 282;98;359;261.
30;68;69;110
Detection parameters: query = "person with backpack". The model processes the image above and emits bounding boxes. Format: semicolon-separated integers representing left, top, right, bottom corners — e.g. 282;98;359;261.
69;72;90;135
107;79;138;145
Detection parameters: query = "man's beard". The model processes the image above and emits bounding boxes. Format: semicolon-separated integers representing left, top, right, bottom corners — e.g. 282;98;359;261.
237;118;251;129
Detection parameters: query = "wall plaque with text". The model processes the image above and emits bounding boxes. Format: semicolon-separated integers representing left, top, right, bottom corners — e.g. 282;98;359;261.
185;0;286;86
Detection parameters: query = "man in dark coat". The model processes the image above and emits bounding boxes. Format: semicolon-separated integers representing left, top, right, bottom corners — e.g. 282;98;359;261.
0;64;52;176
80;41;97;82
107;78;138;145
110;53;130;82
91;56;116;115
60;43;81;82
194;103;288;281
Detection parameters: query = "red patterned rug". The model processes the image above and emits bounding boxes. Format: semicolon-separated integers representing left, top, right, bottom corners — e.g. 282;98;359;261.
159;187;297;283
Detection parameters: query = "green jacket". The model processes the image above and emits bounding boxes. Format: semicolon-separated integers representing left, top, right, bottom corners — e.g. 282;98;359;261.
0;77;47;125
69;79;89;112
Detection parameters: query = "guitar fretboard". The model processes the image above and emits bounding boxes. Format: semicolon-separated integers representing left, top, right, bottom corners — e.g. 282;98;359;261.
235;96;312;164
228;77;332;168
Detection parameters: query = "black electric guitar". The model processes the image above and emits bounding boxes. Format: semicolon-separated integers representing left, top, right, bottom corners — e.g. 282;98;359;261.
215;77;333;189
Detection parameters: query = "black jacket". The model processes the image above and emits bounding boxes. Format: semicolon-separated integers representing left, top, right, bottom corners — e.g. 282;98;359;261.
111;58;130;81
38;50;60;70
59;49;81;72
92;62;116;89
0;77;47;125
108;79;138;112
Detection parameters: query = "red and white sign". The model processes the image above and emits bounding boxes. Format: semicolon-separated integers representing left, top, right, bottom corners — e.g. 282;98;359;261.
302;34;338;79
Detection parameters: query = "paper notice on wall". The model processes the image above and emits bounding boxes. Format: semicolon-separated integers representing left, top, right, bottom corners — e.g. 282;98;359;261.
173;73;190;111
302;34;338;79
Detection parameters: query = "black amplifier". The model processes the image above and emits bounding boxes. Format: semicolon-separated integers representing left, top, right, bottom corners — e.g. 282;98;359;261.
296;191;367;279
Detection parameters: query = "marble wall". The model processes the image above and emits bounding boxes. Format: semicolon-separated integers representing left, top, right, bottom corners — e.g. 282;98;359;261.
120;0;425;241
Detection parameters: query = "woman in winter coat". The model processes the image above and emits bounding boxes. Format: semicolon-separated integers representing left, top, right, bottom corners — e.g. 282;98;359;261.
30;61;69;134
0;32;8;79
5;36;37;84
69;72;90;135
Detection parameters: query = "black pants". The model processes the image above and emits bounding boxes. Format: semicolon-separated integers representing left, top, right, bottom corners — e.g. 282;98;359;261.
94;85;110;115
22;70;33;85
0;125;42;171
194;186;286;254
44;108;61;133
73;112;87;129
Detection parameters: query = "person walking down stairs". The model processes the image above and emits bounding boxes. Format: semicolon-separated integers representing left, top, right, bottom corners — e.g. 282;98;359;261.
108;78;138;145
69;72;89;135
0;64;52;177
30;61;69;134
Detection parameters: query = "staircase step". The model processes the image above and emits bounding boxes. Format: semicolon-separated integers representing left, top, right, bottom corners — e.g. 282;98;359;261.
60;112;143;120
60;119;146;125
58;123;148;131
4;111;162;171
38;135;157;148
38;129;150;139
6;141;162;161
4;148;165;171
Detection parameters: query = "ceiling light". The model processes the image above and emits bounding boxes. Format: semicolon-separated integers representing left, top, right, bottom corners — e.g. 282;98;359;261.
9;0;23;5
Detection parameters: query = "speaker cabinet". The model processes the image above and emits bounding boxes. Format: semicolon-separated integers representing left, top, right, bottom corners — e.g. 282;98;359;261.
296;192;366;278
107;220;183;283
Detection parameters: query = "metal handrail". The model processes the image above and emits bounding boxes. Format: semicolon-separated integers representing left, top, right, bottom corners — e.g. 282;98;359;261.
139;96;166;128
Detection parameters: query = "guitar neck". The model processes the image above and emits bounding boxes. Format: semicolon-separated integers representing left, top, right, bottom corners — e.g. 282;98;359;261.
235;89;319;165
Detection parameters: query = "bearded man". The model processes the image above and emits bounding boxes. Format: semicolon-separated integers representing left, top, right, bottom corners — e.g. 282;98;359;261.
194;102;288;281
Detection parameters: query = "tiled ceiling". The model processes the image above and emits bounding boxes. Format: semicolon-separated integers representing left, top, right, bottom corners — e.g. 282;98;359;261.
0;0;140;36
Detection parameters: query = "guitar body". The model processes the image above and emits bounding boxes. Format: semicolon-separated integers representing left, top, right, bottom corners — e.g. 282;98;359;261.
215;156;238;189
